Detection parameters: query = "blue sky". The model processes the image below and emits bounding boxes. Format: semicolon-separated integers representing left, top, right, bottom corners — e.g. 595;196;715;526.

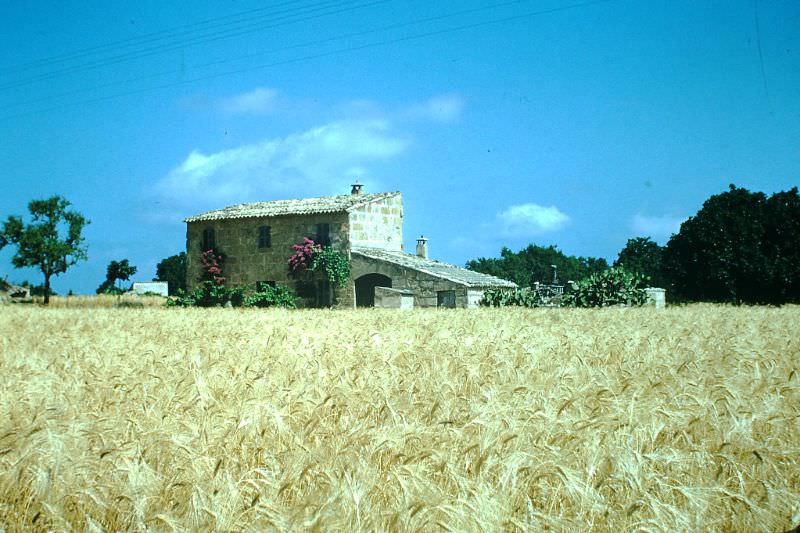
1;0;798;294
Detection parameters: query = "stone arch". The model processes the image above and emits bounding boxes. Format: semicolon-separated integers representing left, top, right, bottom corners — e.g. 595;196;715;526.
354;273;392;307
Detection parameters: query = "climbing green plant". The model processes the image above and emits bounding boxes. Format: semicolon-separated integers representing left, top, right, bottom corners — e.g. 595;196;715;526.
311;247;350;288
288;238;350;289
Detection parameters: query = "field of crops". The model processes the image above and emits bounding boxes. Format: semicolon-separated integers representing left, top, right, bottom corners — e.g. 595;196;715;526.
1;304;798;531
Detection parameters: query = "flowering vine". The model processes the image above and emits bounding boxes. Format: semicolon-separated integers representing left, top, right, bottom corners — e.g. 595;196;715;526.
288;237;350;289
200;249;226;285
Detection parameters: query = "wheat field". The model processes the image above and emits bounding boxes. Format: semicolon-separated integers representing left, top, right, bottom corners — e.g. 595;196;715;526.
1;305;798;531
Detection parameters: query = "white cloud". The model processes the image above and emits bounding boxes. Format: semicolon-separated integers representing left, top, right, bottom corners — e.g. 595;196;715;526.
219;87;279;115
154;120;409;209
497;203;570;236
405;94;464;122
631;213;685;240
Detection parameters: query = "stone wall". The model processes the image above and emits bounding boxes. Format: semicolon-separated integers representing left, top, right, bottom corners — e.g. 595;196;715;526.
350;254;478;308
186;212;350;304
467;289;485;308
374;286;414;309
348;194;403;251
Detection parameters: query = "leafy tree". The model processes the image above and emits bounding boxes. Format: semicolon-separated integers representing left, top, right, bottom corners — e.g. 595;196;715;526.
614;237;666;288
762;187;800;303
0;196;89;304
155;252;187;295
466;244;608;287
662;184;800;304
97;259;137;294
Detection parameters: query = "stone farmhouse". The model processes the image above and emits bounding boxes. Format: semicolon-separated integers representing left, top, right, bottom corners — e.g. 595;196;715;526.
184;185;516;308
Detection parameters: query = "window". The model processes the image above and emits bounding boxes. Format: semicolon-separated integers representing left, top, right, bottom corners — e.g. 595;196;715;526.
437;290;456;308
201;227;215;251
258;225;271;248
256;280;276;291
316;223;330;247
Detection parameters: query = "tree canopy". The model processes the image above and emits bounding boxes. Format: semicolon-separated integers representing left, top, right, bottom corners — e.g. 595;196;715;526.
614;237;667;289
155;252;187;295
0;196;89;304
97;259;137;294
466;244;608;287
662;184;800;304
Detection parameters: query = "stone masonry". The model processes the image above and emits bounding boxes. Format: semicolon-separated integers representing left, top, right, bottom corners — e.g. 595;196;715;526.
186;211;350;303
184;188;514;308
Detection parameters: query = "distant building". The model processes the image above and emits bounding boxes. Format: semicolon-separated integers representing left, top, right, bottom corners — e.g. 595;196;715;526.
132;282;169;297
184;185;515;308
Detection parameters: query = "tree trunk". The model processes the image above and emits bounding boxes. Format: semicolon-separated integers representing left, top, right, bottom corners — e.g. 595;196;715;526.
43;273;51;305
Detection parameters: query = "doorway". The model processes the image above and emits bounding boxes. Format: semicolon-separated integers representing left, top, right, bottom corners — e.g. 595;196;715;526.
354;273;392;307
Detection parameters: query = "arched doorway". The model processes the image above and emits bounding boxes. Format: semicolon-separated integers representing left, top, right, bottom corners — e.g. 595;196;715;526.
355;273;392;307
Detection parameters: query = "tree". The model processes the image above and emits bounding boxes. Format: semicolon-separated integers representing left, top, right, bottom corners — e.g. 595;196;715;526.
614;237;666;288
763;187;800;303
0;196;89;304
662;184;800;304
97;259;137;294
155;252;187;295
466;244;608;287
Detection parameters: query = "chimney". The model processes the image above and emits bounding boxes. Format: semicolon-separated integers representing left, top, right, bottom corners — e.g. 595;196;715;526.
416;236;428;259
350;182;363;195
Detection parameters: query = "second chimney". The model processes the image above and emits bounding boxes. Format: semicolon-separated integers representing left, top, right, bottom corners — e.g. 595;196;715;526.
351;182;363;195
416;236;428;259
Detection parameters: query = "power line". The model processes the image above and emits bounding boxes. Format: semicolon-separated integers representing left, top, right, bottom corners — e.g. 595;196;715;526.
0;0;388;90
0;0;310;74
0;0;533;112
752;0;772;111
0;0;617;121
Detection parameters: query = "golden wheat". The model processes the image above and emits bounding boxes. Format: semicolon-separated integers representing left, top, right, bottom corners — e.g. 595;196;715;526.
0;305;798;531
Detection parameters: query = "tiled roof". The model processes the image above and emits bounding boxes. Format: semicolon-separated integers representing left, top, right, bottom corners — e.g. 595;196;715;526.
352;248;517;288
184;192;400;222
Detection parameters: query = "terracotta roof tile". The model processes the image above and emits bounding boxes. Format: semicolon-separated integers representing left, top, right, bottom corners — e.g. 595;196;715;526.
352;248;517;288
184;192;400;222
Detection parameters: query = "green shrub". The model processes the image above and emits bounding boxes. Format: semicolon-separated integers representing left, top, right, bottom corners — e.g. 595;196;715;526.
167;281;243;308
167;282;295;309
480;287;543;307
244;283;297;308
562;267;648;308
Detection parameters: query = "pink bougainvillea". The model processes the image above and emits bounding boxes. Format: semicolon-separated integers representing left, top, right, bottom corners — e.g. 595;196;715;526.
288;237;321;273
200;249;226;285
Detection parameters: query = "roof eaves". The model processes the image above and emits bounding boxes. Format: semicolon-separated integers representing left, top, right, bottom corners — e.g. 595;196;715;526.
184;191;401;222
344;191;400;212
351;249;515;288
350;249;465;284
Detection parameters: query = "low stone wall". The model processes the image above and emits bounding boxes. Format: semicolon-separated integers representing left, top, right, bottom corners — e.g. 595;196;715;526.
374;286;414;309
645;288;666;309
